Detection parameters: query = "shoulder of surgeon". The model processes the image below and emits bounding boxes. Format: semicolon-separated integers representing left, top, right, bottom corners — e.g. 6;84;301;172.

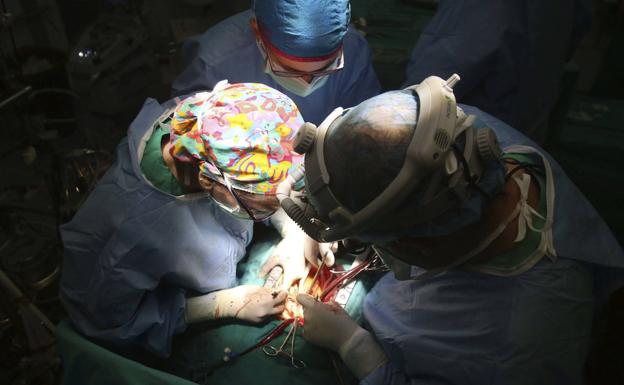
343;25;373;55
341;26;375;74
185;10;256;67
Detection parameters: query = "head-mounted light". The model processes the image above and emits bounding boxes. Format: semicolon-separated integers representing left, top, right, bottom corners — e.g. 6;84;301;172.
277;74;502;243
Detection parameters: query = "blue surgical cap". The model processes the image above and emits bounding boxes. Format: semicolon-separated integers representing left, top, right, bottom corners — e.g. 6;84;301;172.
253;0;351;60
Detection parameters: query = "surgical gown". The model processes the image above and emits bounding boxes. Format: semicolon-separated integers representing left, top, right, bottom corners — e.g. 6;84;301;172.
172;10;381;125
403;0;591;136
361;106;624;385
60;98;253;357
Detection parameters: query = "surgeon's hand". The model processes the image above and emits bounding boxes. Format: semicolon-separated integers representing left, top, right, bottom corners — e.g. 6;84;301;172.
296;293;359;352
304;237;338;268
260;233;308;290
261;232;338;289
263;209;337;290
297;294;388;380
185;285;287;324
224;285;288;323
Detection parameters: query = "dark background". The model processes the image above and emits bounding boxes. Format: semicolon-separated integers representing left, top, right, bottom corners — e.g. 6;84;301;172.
0;0;622;384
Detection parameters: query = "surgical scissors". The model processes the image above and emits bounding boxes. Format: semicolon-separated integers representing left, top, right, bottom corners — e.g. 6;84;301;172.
262;318;306;369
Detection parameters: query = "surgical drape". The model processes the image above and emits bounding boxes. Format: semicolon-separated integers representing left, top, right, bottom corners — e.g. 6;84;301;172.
60;98;253;357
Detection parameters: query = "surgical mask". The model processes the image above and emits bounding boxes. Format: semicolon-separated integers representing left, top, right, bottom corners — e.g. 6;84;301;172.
267;74;329;97
257;41;331;97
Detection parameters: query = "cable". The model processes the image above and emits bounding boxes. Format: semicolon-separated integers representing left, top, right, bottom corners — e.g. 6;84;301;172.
209;317;294;375
502;156;545;181
321;258;371;302
452;143;491;200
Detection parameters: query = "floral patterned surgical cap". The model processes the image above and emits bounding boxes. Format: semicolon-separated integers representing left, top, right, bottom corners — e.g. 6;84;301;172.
170;82;304;195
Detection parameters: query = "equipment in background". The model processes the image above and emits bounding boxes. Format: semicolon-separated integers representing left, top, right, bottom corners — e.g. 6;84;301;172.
60;149;112;221
0;193;64;385
67;14;158;116
0;83;90;384
0;267;60;385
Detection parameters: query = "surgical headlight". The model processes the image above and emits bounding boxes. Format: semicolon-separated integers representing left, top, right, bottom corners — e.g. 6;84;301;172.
277;74;503;243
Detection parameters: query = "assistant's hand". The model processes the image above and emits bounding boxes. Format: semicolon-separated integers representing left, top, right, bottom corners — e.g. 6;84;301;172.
224;285;288;323
303;236;338;268
260;230;339;290
297;294;388;380
185;285;287;324
261;231;337;291
267;207;337;274
260;233;308;290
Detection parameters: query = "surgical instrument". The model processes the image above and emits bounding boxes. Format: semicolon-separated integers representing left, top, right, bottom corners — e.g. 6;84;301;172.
307;251;327;296
262;317;306;369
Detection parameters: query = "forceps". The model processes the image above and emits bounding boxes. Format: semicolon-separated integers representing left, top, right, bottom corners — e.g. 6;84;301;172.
262;318;306;369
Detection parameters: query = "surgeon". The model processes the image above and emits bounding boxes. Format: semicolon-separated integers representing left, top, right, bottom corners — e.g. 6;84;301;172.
60;82;325;357
404;0;591;137
283;75;624;384
172;0;381;125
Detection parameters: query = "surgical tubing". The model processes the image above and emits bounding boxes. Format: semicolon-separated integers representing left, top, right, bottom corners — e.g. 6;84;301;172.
223;259;371;366
282;199;323;240
321;260;370;302
276;165;305;203
247;262;369;354
230;318;295;360
229;261;369;356
276;165;324;241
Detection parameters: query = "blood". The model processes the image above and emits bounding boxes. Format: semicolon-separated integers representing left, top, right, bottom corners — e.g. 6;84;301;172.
280;264;337;321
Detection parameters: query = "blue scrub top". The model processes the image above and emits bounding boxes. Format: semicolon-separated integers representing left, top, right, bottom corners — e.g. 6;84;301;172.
172;10;381;125
361;106;624;385
404;0;591;136
60;98;254;357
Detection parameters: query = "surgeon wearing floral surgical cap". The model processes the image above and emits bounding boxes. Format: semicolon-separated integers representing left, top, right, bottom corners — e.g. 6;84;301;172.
59;82;332;357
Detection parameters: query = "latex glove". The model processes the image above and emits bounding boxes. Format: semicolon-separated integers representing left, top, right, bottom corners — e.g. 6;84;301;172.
263;209;337;289
185;285;287;324
297;293;388;379
260;233;308;290
305;238;338;268
269;208;337;267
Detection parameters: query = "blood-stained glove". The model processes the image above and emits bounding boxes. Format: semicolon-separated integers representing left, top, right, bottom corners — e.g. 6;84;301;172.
185;285;287;324
297;293;388;380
